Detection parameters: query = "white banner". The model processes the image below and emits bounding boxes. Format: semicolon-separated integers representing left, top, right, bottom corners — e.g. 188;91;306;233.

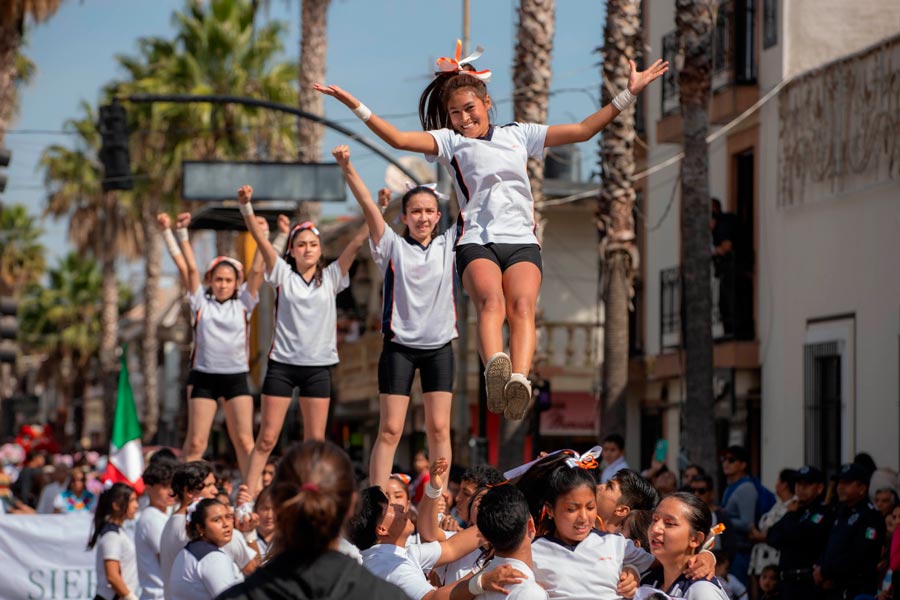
0;513;97;600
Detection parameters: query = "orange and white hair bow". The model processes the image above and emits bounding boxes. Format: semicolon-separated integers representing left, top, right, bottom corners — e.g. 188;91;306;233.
390;473;411;486
564;446;602;470
204;256;244;286
436;39;492;83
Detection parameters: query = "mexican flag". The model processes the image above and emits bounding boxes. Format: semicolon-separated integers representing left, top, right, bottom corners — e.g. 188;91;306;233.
102;350;145;495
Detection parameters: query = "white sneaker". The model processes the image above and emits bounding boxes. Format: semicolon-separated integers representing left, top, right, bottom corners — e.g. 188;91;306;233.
503;373;532;420
484;352;512;414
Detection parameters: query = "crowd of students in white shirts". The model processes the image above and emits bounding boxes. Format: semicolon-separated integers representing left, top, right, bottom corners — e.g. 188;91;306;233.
86;440;734;600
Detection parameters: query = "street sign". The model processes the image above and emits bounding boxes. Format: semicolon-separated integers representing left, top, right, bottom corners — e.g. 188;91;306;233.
182;160;345;203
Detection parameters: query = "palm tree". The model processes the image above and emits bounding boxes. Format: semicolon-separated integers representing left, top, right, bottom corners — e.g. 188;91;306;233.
503;0;555;470
19;252;104;447
676;0;716;477
0;0;63;145
598;0;641;440
0;203;45;297
40;103;142;434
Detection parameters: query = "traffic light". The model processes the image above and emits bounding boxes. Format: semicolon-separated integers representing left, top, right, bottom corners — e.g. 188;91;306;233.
0;296;18;365
97;101;133;191
0;147;10;194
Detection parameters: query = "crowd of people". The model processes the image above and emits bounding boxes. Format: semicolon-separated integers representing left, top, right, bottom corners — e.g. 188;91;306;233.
2;439;898;600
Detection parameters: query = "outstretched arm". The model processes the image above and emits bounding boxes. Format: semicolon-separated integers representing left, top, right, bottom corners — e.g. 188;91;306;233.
336;223;369;277
545;58;668;147
174;212;201;293
418;458;450;543
332;145;386;245
157;213;191;290
236;185;279;273
245;216;269;298
315;83;439;155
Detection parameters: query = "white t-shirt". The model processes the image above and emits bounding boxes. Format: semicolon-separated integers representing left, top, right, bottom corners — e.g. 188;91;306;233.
532;529;654;600
370;227;458;349
188;284;258;374
265;258;349;366
94;524;139;600
339;535;364;564
37;481;63;513
168;540;244;600
361;541;443;600
135;506;169;600
482;557;548;600
427;123;548;247
160;513;257;597
634;576;730;600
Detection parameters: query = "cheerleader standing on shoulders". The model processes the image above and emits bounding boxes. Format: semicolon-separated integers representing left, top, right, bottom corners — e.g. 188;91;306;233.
316;42;667;420
88;483;140;600
157;212;268;478
237;184;369;497
333;144;456;490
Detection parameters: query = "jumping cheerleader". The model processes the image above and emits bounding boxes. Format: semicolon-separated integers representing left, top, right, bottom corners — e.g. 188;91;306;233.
316;42;667;419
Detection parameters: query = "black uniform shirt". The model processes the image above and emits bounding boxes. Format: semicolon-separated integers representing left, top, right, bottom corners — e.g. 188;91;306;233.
819;501;886;591
767;502;833;571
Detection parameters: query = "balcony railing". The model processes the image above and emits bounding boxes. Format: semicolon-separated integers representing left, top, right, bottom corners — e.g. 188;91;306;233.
661;0;757;116
659;260;754;352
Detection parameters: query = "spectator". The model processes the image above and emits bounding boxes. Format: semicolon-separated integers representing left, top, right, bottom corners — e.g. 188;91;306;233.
766;465;832;600
653;470;677;497
720;445;757;586
714;550;749;600
12;450;45;508
758;565;781;600
749;469;797;589
681;464;706;490
261;456;278;490
600;434;629;484
36;459;68;514
874;487;899;518
815;463;886;600
53;466;94;514
691;474;733;554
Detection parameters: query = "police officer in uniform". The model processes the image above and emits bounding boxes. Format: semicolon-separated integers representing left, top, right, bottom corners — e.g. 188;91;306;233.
814;463;886;600
767;465;832;600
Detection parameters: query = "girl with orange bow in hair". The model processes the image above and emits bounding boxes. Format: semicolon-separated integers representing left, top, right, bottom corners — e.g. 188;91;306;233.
316;41;667;422
157;212;268;480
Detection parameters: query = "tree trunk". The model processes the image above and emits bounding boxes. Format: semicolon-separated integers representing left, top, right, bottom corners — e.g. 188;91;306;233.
141;193;161;443
598;0;641;440
503;0;555;469
676;0;717;478
297;0;330;162
0;21;22;147
99;192;119;440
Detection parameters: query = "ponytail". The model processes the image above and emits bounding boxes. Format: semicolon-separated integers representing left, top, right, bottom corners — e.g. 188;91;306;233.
418;71;491;131
87;483;133;549
268;441;356;563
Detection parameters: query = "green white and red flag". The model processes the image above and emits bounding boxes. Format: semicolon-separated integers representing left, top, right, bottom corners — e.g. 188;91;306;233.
102;350;144;495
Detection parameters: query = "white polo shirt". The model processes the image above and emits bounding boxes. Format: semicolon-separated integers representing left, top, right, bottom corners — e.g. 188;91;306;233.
532;529;654;600
94;524;139;600
370;227;458;349
159;514;256;598
361;541;443;600
188;285;258;374
482;557;548;600
266;258;349;366
427;123;548;247
168;540;243;600
135;506;169;600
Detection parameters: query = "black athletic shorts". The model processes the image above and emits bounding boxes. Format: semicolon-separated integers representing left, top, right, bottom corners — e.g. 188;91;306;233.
455;243;543;279
262;359;332;398
188;370;250;401
378;340;454;395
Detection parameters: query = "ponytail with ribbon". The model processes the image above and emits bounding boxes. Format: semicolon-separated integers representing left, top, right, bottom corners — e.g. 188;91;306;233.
419;40;493;131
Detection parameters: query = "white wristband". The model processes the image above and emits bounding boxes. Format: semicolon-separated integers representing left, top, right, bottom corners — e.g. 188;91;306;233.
468;573;485;596
239;202;255;217
175;227;189;242
271;231;288;256
352;102;372;122
162;229;182;257
424;482;442;499
612;88;637;111
243;528;258;544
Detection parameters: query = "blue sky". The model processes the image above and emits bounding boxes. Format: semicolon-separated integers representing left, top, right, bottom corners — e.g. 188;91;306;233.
5;0;606;274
